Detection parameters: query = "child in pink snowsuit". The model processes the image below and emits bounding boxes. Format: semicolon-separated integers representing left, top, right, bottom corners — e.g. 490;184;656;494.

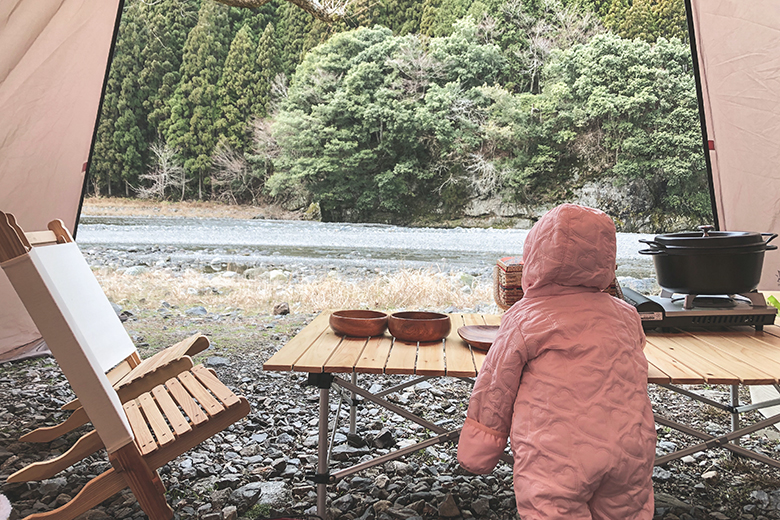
458;203;656;519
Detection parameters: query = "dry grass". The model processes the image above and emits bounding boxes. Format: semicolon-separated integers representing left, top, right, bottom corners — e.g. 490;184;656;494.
81;196;301;220
93;267;494;315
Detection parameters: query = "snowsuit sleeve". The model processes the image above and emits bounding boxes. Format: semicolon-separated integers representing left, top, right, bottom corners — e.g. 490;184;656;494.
457;320;528;474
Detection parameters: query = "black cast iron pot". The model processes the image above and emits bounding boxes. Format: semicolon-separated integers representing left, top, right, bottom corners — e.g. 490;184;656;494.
639;225;778;295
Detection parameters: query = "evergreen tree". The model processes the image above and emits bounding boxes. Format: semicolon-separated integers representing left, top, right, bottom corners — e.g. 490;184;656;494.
216;25;258;151
145;0;200;140
276;2;315;77
652;0;687;41
346;0;383;28
431;0;472;36
603;0;687;42
398;0;423;35
616;0;657;41
91;1;147;196
165;1;231;199
255;23;283;116
419;0;442;36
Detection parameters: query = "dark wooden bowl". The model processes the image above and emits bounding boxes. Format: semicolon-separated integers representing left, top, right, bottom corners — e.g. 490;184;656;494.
388;312;451;343
329;310;388;337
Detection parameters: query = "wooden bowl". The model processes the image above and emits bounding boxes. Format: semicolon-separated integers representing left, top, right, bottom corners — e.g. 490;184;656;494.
329;310;388;337
388;312;451;343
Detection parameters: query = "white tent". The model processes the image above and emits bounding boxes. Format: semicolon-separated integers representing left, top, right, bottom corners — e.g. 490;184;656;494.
1;0;779;361
687;0;780;292
0;0;122;362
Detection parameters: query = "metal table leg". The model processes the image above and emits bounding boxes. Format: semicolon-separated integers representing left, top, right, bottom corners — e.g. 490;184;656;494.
307;373;335;520
317;386;329;519
731;385;740;444
349;372;357;435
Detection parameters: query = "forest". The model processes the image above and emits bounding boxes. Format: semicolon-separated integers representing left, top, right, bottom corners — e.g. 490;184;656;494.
91;0;710;230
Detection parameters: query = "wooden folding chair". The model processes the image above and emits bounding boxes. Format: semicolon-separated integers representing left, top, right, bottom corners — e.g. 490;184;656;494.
0;212;250;520
0;213;210;483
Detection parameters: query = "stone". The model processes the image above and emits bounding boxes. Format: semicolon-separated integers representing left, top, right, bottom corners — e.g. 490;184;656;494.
38;477;67;496
244;268;264;279
751;490;769;507
206;357;230;367
332;494;355;511
273;302;290;315
701;470;719;481
372;428;395;449
438;493;460;518
653;493;691;510
268;270;288;283
331;445;370;461
185;306;208;316
256;481;288;506
216;474;242;490
471;496;491;516
123;266;149;276
373;500;392;514
652;467;672;481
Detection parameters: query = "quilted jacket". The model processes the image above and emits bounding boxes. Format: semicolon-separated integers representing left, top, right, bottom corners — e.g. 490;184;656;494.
457;204;656;519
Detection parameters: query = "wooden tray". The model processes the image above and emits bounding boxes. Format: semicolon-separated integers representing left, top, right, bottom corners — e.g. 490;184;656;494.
458;325;499;351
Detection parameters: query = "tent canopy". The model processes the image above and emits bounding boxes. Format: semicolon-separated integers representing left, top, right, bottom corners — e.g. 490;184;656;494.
0;0;122;361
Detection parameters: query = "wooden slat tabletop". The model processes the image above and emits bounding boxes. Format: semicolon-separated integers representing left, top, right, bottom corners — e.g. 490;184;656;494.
264;311;780;385
264;312;489;377
645;327;780;385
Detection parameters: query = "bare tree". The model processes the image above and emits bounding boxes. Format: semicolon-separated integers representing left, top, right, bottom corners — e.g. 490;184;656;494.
504;0;603;92
135;142;187;201
466;153;502;197
386;39;443;99
211;142;264;205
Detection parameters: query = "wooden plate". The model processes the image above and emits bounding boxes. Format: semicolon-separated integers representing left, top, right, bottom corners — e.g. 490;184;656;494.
458;325;499;351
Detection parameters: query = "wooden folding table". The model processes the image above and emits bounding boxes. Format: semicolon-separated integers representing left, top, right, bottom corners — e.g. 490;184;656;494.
264;312;780;518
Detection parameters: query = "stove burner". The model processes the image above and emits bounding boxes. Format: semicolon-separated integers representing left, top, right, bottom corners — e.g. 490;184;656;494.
623;288;776;331
660;290;768;310
689;296;736;308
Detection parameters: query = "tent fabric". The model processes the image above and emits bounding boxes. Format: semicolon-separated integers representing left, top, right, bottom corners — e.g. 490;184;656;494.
689;0;780;291
0;0;122;360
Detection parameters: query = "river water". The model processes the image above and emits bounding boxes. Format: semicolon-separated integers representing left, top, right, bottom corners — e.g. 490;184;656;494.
75;215;657;280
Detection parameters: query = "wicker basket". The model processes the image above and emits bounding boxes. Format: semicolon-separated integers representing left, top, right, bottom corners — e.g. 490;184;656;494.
493;256;623;310
494;257;524;310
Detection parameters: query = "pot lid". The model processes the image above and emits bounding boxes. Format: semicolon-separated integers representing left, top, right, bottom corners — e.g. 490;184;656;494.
654;225;768;248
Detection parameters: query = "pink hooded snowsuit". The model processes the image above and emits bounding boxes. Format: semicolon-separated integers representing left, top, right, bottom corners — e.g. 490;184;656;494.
457;204;656;519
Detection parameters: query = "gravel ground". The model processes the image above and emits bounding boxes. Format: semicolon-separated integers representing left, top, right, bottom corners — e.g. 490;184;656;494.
3;245;780;519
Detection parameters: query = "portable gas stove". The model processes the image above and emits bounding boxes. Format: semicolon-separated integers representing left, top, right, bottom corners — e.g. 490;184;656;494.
621;287;777;331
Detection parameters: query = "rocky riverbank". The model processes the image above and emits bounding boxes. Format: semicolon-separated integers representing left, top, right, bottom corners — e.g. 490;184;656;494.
4;299;780;520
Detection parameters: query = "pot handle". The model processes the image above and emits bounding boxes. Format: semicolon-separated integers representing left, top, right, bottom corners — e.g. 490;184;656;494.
638;239;666;249
763;233;778;245
638;248;666;255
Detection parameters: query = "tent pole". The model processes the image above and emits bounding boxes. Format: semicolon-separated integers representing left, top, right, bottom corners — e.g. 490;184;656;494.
74;0;127;238
685;0;719;230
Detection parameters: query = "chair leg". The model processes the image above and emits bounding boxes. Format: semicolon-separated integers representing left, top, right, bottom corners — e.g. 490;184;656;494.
20;408;89;443
8;430;103;483
20;467;126;520
109;444;173;520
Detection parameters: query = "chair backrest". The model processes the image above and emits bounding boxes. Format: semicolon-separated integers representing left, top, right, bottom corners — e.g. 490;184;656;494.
31;242;137;371
2;242;134;453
